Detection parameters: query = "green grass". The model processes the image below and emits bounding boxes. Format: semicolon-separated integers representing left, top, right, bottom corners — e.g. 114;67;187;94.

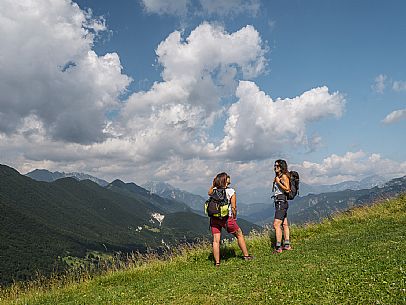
2;195;406;304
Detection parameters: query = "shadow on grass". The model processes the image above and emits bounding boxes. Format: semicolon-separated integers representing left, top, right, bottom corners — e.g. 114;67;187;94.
266;226;293;251
267;229;277;250
207;247;237;263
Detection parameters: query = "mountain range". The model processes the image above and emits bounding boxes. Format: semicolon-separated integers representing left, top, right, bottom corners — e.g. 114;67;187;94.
236;175;388;203
26;169;389;203
142;181;206;214
289;175;406;224
299;175;388;196
23;169;403;226
26;169;109;186
140;177;399;226
1;165;259;285
238;175;406;225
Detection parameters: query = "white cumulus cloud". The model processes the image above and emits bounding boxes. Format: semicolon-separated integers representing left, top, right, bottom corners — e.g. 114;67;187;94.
0;0;131;144
295;151;406;185
214;81;345;160
119;23;268;161
0;10;357;190
382;109;406;124
1;20;349;173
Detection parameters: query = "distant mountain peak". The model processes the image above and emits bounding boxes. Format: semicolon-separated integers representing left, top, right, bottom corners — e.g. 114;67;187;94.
111;179;126;186
26;169;109;186
359;175;387;187
107;179;151;197
142;181;206;212
142;181;176;193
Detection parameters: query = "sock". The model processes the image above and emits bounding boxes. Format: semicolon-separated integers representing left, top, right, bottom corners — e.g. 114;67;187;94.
276;242;282;248
284;240;290;245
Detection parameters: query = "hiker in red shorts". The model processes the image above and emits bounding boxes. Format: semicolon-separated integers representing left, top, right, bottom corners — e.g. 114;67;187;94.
208;172;253;266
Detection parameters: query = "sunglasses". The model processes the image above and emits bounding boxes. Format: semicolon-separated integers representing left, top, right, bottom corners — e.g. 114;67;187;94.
274;164;280;168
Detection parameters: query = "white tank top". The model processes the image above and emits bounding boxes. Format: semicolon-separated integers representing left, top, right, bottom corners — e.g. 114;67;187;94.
273;176;287;197
274;182;284;196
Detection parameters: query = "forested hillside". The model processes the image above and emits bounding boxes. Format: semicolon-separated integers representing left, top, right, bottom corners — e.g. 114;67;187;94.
0;164;260;285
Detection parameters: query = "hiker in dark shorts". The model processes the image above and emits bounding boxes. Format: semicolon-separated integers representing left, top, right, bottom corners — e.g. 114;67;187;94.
208;172;253;266
272;159;292;253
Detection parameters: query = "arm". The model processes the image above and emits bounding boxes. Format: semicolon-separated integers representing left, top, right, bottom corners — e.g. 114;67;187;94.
275;174;290;193
230;194;237;219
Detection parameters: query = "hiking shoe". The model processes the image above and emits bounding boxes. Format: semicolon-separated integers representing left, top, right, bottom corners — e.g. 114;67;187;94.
283;245;292;251
272;248;283;254
243;255;254;261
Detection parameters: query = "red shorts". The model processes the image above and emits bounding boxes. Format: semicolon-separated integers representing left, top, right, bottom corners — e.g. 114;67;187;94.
210;217;240;234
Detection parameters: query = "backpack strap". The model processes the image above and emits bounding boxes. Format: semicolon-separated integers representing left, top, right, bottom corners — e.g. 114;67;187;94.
217;187;228;201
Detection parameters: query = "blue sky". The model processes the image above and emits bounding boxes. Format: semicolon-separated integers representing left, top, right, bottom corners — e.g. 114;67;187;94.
0;0;405;197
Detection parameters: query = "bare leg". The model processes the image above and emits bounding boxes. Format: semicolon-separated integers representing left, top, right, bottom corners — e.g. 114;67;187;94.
283;217;290;242
273;219;283;245
233;229;249;257
212;233;221;264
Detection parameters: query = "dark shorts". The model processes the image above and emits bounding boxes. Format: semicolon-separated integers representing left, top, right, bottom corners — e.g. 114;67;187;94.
210;217;240;234
274;200;289;221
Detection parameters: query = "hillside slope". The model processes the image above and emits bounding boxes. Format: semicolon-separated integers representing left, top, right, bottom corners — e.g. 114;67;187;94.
0;165;165;284
0;164;260;286
8;194;406;304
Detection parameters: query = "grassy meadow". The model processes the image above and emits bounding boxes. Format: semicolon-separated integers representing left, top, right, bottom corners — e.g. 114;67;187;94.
1;195;405;304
